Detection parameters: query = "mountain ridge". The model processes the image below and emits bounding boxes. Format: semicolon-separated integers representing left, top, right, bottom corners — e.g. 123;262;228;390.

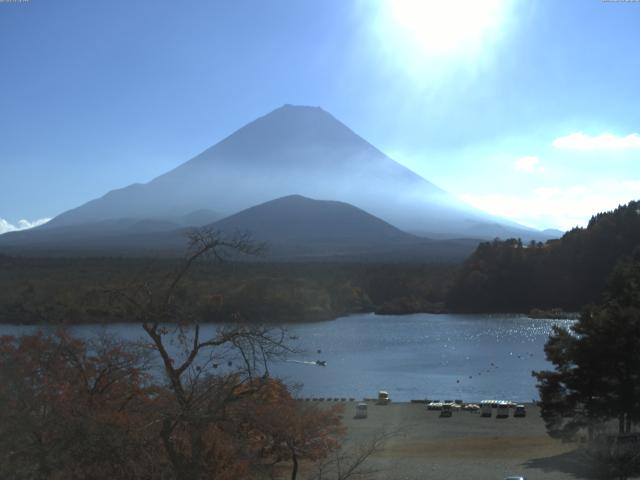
46;105;448;229
16;104;555;251
0;194;481;261
210;194;416;244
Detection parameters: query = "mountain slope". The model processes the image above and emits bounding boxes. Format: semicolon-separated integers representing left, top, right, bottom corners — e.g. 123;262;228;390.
0;195;480;261
39;104;546;240
192;195;480;261
211;194;415;245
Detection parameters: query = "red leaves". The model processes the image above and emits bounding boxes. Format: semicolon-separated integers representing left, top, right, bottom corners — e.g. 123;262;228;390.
0;331;164;478
236;377;345;473
0;332;346;479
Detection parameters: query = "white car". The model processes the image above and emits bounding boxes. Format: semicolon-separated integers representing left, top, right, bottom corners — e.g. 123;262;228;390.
377;390;390;405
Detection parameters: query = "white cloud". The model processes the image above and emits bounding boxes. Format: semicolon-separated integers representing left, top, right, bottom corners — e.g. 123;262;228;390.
514;156;544;173
461;179;640;231
552;132;640;151
0;217;51;235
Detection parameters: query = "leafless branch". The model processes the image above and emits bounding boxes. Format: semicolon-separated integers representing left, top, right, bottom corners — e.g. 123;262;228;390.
309;429;401;480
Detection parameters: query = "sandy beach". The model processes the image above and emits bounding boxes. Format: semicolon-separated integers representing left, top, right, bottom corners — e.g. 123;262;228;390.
331;401;590;480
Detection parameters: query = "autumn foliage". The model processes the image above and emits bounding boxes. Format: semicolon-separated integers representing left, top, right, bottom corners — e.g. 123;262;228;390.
0;230;359;479
0;331;344;480
0;331;163;479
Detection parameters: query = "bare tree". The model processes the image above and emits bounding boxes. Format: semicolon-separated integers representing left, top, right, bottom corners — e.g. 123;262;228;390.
103;228;392;480
2;228;389;480
108;228;291;479
309;429;400;480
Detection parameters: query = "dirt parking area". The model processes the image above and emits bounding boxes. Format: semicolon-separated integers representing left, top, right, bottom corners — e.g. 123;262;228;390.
335;402;592;480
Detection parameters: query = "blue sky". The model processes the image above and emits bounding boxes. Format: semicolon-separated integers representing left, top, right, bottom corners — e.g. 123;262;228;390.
1;0;639;232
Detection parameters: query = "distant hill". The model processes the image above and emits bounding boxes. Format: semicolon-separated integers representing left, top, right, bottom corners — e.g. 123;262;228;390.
179;209;221;227
542;228;564;238
206;195;480;261
447;200;640;312
0;209;221;255
0;195;480;261
212;194;413;245
29;104;550;244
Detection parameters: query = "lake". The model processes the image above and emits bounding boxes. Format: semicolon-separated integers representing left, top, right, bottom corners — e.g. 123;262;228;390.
0;313;574;402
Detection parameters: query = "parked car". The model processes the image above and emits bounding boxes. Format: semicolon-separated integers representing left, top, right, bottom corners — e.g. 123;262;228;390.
514;405;526;417
377;391;390;405
496;403;509;418
440;404;453;417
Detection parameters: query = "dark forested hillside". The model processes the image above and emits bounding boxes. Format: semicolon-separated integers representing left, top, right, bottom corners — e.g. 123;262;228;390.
0;256;455;324
448;200;640;312
5;202;638;323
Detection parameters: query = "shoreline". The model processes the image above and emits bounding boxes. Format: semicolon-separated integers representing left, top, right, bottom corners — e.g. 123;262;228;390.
0;309;580;326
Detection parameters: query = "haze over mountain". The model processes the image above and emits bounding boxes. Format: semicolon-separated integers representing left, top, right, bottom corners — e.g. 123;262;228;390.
0;195;480;261
36;105;550;242
205;194;480;260
206;195;481;260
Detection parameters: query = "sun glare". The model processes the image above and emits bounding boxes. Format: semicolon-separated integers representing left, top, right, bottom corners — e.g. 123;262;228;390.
376;0;509;62
390;0;506;55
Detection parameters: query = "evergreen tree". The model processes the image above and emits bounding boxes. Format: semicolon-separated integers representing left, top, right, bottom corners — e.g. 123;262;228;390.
534;252;640;440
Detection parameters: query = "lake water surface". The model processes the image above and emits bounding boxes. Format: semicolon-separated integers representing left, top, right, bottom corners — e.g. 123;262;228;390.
0;313;574;402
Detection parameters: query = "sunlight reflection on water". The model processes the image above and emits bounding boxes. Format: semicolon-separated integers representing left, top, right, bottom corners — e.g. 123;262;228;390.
0;313;574;402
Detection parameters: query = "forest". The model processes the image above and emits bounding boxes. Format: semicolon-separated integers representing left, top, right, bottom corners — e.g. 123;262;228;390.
0;254;455;325
447;201;640;313
2;201;640;325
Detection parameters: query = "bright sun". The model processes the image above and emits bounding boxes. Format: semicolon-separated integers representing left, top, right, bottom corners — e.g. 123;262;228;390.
379;0;509;59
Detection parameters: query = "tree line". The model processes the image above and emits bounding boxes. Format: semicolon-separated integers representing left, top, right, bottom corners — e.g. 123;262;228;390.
448;201;640;313
0;255;455;325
